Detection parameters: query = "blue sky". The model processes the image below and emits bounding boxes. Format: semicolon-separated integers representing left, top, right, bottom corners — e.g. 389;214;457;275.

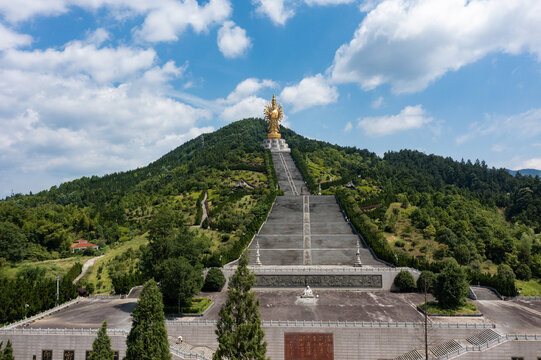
1;0;541;197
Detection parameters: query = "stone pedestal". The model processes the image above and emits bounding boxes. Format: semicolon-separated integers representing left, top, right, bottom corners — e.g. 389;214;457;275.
261;138;291;153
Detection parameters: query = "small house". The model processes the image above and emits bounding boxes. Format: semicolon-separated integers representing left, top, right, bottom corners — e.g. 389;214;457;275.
70;239;99;252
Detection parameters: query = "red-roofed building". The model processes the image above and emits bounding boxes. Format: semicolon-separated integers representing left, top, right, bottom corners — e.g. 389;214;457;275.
70;239;99;252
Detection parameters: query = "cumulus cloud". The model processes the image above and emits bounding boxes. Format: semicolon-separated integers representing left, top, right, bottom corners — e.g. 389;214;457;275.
221;96;269;122
135;0;231;42
252;0;295;25
515;158;541;170
2;40;156;84
0;0;231;45
0;23;32;51
0;35;213;196
280;74;338;112
217;21;252;58
219;78;277;121
344;121;353;132
358;105;432;136
330;0;541;93
222;78;277;104
305;0;354;5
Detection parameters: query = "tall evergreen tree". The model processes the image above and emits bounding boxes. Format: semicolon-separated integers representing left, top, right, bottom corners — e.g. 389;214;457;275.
213;253;268;360
433;261;469;309
89;321;113;360
125;279;171;360
1;340;14;360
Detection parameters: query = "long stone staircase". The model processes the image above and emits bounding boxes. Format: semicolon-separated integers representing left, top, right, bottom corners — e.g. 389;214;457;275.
248;152;386;267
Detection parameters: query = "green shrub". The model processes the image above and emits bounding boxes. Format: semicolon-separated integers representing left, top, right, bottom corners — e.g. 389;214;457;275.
434;261;469;308
416;271;436;293
203;268;226;292
516;264;532;281
394;270;416;292
394;240;405;248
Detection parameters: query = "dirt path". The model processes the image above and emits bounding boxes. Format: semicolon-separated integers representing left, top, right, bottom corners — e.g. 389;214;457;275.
73;254;104;284
200;191;208;226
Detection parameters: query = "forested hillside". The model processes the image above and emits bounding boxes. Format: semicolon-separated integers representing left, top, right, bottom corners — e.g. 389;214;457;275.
1;117;540;323
0;119;279;323
290;139;541;296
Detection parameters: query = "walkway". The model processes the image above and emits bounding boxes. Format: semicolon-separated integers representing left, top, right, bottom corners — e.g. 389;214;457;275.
248;151;386;266
200;191;208;226
73;255;104;284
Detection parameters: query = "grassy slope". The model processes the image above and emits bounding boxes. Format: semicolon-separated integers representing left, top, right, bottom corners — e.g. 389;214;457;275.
516;279;541;296
79;234;148;293
0;255;93;280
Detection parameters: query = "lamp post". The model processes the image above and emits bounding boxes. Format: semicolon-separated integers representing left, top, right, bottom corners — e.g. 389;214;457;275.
56;275;61;307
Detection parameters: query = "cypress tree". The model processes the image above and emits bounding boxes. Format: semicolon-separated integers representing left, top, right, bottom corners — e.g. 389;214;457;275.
213;253;268;360
125;279;171;360
2;340;14;360
89;322;113;360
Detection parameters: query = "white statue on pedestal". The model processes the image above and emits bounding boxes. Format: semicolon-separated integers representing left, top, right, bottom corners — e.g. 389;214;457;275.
301;285;314;298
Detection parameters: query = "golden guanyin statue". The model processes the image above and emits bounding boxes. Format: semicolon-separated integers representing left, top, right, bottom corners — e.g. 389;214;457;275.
264;94;284;139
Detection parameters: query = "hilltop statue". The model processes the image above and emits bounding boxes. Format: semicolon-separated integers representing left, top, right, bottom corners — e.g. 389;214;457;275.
264;94;284;139
261;94;290;152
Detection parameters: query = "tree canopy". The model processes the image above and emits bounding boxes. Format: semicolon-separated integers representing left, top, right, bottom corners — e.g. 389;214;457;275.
214;253;268;360
125;279;171;360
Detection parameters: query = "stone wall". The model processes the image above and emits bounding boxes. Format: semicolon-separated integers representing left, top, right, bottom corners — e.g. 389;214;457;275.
0;332;127;360
164;321;496;360
254;274;382;288
250;267;420;291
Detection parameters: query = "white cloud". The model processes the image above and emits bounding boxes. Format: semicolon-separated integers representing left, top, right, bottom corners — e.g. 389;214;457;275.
218;78;277;121
305;0;354;5
0;23;32;51
253;0;295;25
222;78;277;104
135;0;231;43
515;158;541;170
344;121;353;132
371;96;383;109
358;105;432;136
0;0;232;45
0;36;213;196
280;74;338;112
221;96;268;122
217;21;252;58
85;28;110;46
457;107;541;144
2;41;156;84
491;144;505;153
330;0;541;93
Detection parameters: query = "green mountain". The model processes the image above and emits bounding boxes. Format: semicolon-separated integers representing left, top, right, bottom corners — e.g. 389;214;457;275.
1;118;540;302
507;168;541;177
0;119;275;264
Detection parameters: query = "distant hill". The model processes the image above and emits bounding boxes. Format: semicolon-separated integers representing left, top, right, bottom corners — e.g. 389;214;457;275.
507;168;541;177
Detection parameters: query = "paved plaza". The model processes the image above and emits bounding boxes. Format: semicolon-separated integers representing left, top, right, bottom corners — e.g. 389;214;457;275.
24;298;137;330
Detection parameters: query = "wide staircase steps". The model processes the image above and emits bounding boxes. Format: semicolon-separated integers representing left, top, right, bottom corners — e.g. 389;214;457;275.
466;329;501;346
429;339;463;358
248;195;386;266
272;152;308;195
247;150;387;267
394;349;424;360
